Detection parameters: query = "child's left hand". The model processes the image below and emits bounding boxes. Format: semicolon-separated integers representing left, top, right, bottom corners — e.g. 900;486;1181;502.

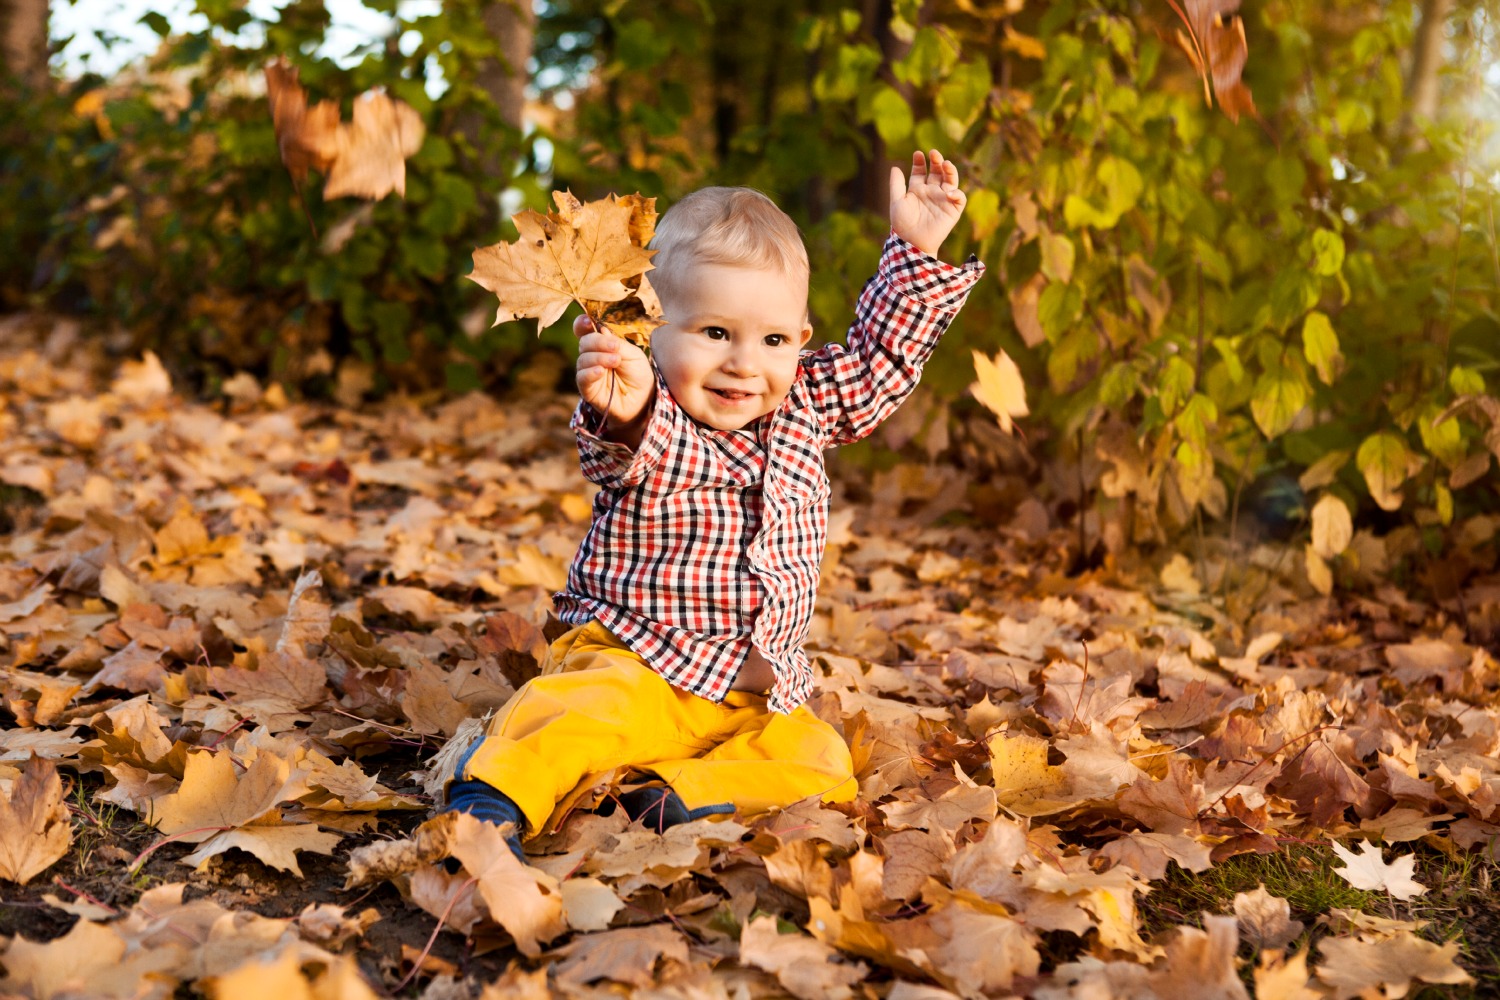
889;149;967;258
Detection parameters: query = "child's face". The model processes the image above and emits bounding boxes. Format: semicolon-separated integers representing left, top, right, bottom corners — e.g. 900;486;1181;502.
651;263;813;431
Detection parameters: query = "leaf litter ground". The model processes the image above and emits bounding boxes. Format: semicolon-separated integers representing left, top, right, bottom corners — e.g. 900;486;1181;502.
1;317;1499;999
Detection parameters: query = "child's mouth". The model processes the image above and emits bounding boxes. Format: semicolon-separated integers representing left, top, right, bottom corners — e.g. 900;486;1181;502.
709;389;755;403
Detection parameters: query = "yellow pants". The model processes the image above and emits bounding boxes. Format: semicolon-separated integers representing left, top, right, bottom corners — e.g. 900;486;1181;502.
459;621;857;837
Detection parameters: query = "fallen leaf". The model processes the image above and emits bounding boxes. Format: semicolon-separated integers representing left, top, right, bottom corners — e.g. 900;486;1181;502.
1316;932;1472;999
739;915;867;1000
448;811;566;956
551;924;689;988
0;755;72;885
1233;884;1305;950
1330;840;1427;900
264;57;423;200
1145;915;1249;999
970;350;1028;435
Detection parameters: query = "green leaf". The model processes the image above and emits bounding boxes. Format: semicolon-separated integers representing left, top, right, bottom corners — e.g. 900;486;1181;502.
866;85;914;147
1063;194;1109;230
1158;356;1195;416
935;59;992;139
1357;431;1411;512
1100;362;1138;409
1449;365;1486;396
1301;311;1341;384
139;11;171;35
1251;362;1308;439
1038;282;1082;341
1175;393;1218;448
1098;156;1143;220
967;188;1001;242
1418;406;1465;467
1310;228;1345;276
1266;156;1306;208
1213;337;1245;384
895;26;959;85
1039;232;1074;283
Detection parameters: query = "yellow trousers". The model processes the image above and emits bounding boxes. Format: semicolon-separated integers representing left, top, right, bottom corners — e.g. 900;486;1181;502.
459;621;857;837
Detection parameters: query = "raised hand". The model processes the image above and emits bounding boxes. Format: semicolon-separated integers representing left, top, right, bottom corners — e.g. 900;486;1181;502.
889;149;968;258
573;314;656;444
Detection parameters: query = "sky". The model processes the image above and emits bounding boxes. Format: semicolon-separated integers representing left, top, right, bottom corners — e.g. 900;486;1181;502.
49;0;431;76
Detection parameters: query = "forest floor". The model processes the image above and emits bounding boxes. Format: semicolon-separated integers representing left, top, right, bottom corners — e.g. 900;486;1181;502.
2;313;1499;999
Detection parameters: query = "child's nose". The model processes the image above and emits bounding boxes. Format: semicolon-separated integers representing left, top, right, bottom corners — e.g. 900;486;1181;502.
721;344;759;376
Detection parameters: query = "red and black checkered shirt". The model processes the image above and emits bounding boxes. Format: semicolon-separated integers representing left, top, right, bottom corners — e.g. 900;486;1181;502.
553;233;985;713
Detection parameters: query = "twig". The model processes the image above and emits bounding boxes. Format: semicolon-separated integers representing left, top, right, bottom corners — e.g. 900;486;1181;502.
390;875;477;995
128;825;235;877
51;876;119;915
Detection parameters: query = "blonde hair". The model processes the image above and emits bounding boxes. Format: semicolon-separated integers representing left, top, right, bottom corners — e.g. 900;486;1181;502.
648;187;810;307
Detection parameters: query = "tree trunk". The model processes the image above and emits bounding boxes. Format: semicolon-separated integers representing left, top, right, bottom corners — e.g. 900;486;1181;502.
477;0;535;133
1404;0;1452;132
1;0;49;89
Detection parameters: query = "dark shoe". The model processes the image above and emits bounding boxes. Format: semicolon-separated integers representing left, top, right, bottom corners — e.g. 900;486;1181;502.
443;780;526;861
601;786;735;832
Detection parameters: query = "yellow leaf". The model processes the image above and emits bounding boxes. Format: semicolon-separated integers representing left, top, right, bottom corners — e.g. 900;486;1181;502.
969;350;1029;435
0;757;72;885
470;194;656;335
1310;493;1353;559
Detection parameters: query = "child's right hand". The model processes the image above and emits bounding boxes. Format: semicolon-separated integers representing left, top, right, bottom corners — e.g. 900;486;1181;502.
573;315;655;437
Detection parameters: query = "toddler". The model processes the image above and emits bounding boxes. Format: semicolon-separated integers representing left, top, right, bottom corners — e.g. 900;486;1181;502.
446;151;985;856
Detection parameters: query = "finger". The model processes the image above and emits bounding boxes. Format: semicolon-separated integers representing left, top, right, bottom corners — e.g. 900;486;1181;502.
578;331;620;353
911;149;927;181
578;349;620;370
573;314;595;338
942;157;961;190
889;164;908;214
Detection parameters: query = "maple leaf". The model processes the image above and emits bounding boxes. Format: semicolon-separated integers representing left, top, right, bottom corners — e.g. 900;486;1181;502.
0;917;184;999
0;755;72;885
1233;885;1305;951
1330;840;1427;900
145;747;340;875
1316;932;1472;998
469;191;657;335
970;349;1029;435
1166;0;1258;122
448;811;567;956
264;57;424;200
551;924;690;989
739;915;868;1000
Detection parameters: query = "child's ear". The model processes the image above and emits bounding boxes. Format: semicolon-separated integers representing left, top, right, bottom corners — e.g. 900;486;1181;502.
797;323;814;348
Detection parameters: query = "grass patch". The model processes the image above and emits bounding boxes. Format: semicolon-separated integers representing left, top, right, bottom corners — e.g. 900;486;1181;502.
1136;842;1500;997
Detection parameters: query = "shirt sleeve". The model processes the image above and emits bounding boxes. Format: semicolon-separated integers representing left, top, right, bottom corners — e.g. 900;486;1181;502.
570;378;678;488
800;233;986;447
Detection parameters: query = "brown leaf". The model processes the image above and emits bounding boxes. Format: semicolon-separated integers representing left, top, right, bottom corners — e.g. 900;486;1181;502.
551;924;689;988
264;57;423;200
469;193;656;334
1169;0;1258;122
1315;932;1472;998
0;917;184;999
448;812;566;956
1234;885;1305;951
0;756;72;885
739;915;868;1000
881;829;954;901
1146;915;1250;999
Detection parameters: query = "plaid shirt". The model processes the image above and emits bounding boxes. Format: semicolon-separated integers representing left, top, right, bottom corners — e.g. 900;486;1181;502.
554;234;985;713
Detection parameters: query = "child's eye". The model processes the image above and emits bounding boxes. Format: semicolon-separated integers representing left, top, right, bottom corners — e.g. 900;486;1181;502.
704;326;729;340
764;334;787;347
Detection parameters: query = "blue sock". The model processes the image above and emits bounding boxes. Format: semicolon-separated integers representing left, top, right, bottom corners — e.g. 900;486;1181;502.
442;779;526;861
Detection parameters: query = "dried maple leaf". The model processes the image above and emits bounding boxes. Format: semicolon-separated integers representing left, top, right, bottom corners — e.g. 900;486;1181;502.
1329;840;1427;900
1166;0;1258;122
970;349;1028;435
448;811;566;956
146;747;340;875
264;56;424;201
0;755;72;885
739;915;868;1000
1316;932;1472;998
469;191;657;336
1233;885;1305;951
551;924;690;989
